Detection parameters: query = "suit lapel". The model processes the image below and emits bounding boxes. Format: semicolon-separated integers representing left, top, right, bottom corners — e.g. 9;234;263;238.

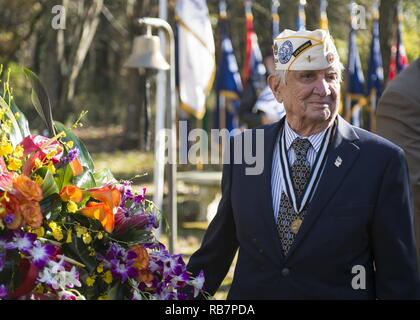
285;116;361;259
258;118;285;265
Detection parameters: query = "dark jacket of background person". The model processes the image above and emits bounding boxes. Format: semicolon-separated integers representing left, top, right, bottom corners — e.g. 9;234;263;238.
377;57;420;268
187;116;420;299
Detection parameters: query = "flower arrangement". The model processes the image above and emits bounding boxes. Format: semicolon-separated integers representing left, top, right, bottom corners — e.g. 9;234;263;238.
0;67;205;300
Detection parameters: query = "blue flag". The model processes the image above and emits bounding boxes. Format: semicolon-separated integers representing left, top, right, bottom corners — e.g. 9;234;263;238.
346;26;366;127
216;21;242;100
297;0;306;31
367;17;383;103
214;1;243;131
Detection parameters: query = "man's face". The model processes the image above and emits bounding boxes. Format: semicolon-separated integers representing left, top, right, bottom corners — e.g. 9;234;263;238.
270;67;340;125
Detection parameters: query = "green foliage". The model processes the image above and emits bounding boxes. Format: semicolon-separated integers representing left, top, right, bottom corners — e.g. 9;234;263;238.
54;122;95;171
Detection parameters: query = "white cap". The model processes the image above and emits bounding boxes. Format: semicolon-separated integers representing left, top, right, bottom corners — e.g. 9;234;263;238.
273;29;339;71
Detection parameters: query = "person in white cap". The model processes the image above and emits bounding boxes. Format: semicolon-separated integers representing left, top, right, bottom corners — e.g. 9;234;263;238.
186;29;420;299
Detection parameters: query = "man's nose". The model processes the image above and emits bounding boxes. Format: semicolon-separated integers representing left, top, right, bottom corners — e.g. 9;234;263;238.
313;78;331;97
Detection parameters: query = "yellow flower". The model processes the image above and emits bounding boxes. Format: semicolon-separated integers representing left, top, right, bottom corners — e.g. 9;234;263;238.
0;108;4;120
67;200;78;213
34;158;43;169
98;295;109;300
14;112;20;119
96;263;104;273
47;162;56;174
86;276;96;287
96;232;103;240
13;145;24;158
46;149;57;160
66;141;74;149
33;174;43;185
66;229;73;243
1;122;11;134
33;284;45;294
49;221;63;241
31;226;45;237
82;232;92;244
7;157;22;171
0;143;13;157
103;271;113;284
75;225;87;238
89;247;96;256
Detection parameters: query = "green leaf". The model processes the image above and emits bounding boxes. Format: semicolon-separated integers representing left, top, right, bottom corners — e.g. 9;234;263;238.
93;168;115;185
55;165;73;190
112;228;154;244
40;170;59;198
62;234;97;274
8;96;30;138
107;282;124;300
40;193;62;221
0;95;29;147
54;122;94;171
23;68;56;136
74;170;96;189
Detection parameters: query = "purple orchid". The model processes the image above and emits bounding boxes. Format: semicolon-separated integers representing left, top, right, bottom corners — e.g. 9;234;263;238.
28;241;56;269
0;284;7;299
60;148;80;165
6;231;36;254
189;270;205;298
133;187;147;204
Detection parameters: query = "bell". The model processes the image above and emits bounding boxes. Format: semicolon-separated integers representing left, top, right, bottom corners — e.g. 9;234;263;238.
124;35;170;70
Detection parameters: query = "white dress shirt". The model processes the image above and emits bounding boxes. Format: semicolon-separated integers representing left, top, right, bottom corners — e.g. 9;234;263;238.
271;120;328;220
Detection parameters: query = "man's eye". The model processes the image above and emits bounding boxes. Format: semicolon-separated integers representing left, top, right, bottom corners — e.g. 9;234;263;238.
302;73;315;80
327;73;338;81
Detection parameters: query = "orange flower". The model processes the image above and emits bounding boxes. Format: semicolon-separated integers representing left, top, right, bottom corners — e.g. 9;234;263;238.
130;245;149;270
13;175;43;202
87;186;121;211
138;269;154;285
19;201;43;228
69;158;83;176
80;202;115;233
5;212;23;230
59;185;83;203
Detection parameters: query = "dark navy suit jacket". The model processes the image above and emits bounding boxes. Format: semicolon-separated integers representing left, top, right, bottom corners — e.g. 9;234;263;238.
187;116;420;299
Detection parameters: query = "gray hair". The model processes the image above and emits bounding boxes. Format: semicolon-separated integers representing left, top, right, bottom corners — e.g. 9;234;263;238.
273;61;345;85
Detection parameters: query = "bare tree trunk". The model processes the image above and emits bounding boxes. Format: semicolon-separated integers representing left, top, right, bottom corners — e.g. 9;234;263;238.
379;0;398;84
306;0;320;30
67;0;104;100
280;0;298;30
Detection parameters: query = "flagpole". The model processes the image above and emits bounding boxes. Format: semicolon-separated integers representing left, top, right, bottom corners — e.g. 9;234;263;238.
271;0;280;38
320;0;328;30
298;0;307;31
218;0;227;131
153;0;168;242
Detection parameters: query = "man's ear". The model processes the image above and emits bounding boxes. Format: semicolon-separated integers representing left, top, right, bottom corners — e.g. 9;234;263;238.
268;74;283;103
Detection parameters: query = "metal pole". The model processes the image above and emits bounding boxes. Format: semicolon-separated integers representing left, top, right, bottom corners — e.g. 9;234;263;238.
138;17;177;253
152;2;167;241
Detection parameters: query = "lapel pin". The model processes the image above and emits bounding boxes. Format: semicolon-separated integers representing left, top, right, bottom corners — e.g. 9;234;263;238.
334;156;342;167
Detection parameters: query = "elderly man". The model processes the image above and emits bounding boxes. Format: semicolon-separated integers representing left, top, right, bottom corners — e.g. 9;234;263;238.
186;29;420;299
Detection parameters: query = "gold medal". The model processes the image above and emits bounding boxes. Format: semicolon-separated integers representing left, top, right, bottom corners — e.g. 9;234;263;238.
290;218;303;234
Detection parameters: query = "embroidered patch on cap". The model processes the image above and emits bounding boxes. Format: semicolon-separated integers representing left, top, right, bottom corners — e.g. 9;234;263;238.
279;40;293;64
292;40;312;58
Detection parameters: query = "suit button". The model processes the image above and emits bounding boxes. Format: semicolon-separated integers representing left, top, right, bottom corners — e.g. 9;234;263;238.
281;268;290;277
259;248;264;254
